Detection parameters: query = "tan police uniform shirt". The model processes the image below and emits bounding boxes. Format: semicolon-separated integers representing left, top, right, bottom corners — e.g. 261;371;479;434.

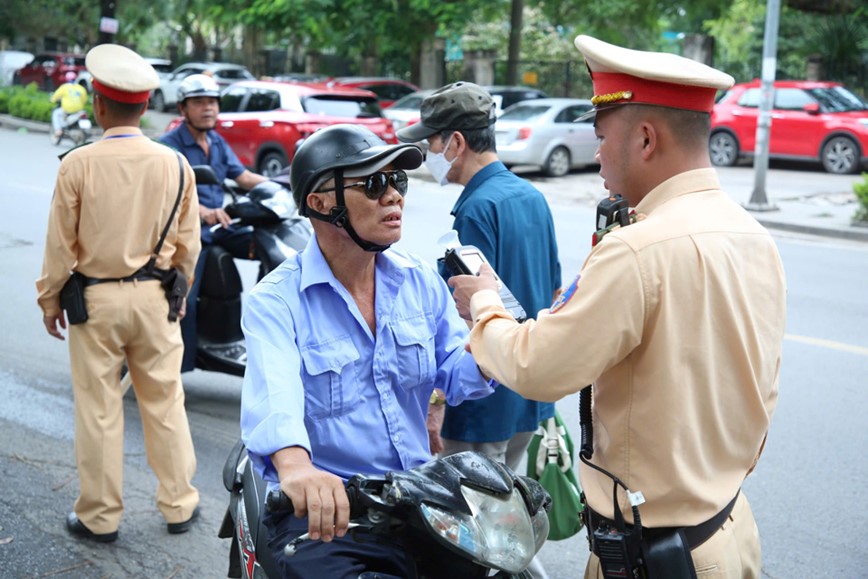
468;168;786;528
36;126;201;317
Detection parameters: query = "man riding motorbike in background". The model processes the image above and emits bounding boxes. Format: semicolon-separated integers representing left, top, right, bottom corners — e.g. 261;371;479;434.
50;71;87;139
159;74;267;373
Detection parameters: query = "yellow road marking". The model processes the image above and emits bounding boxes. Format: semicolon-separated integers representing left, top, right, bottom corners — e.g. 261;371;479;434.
785;334;868;357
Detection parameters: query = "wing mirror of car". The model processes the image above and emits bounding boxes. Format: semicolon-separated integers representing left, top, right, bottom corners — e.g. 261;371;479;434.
803;103;821;115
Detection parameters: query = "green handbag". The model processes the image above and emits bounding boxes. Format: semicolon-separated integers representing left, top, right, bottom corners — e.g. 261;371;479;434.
526;411;585;541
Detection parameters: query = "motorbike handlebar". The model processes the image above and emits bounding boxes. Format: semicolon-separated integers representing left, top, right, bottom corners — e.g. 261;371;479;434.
266;489;294;514
267;485;362;518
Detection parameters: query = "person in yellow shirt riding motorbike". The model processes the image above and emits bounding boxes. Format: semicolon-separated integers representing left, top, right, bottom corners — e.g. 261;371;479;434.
50;71;88;138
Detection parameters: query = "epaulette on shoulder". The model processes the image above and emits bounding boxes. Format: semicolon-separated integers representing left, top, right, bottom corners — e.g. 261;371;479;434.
57;140;94;161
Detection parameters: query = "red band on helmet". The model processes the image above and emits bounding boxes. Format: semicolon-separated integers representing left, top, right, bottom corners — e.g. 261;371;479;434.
92;79;152;104
591;72;717;113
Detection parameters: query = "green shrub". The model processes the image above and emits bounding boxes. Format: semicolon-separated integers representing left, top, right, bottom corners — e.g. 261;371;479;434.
854;173;868;223
0;83;94;124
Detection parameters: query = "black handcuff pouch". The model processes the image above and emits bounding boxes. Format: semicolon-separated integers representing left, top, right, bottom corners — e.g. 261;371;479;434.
642;529;697;578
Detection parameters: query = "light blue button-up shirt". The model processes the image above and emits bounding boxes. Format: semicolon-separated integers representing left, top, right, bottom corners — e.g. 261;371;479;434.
240;233;495;483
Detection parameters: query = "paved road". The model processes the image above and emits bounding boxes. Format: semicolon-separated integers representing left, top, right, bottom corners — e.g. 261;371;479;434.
1;124;867;578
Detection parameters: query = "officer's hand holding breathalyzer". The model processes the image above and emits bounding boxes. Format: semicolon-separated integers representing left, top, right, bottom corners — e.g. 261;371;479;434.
447;263;500;320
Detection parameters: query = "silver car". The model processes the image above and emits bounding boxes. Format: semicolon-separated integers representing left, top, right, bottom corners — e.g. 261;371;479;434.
495;98;597;177
151;62;255;112
382;89;433;132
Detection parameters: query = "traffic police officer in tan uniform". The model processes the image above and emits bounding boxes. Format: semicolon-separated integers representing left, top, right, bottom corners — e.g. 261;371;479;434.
36;44;202;542
449;35;787;578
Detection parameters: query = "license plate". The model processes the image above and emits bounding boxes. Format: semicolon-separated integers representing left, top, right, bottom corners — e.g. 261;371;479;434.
79;119;92;130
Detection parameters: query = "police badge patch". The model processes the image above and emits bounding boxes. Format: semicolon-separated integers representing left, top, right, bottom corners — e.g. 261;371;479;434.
550;275;580;313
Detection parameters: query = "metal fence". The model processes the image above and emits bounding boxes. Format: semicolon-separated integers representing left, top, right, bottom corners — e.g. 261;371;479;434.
445;59;594;99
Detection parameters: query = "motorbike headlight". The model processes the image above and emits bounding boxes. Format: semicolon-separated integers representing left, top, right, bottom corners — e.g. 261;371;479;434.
531;504;550;553
420;485;536;574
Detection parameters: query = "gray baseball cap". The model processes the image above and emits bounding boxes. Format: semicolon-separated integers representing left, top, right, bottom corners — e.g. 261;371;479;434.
396;81;496;143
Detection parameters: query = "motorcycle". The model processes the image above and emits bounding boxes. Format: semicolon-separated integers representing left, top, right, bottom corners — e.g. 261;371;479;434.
50;108;91;146
219;443;551;579
189;165;312;377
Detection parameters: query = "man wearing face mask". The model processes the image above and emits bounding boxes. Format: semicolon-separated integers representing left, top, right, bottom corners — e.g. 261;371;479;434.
397;82;561;578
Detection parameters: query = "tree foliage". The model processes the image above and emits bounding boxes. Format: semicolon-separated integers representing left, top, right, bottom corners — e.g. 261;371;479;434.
3;0;864;95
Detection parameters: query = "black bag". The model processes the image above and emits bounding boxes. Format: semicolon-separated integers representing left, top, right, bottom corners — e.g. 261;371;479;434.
59;272;89;325
161;268;188;322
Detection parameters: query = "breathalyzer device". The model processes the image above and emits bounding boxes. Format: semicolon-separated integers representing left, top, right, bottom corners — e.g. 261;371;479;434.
443;245;527;323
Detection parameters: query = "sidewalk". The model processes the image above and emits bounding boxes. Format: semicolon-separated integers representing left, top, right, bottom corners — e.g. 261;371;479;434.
0;112;165;139
5;112;866;243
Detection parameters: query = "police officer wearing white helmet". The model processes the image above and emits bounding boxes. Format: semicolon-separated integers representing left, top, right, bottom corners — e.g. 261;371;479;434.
160;73;267;372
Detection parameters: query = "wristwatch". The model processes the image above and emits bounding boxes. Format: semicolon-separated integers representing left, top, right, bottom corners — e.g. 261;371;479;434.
429;389;446;406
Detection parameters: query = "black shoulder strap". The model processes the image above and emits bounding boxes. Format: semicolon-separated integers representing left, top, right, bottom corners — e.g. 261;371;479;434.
146;152;185;274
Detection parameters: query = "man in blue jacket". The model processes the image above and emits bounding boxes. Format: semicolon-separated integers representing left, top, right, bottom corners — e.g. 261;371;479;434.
160;74;267;372
398;81;561;579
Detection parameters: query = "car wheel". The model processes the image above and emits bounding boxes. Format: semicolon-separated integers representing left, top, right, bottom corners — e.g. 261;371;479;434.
821;136;860;174
152;90;166;112
709;131;739;167
258;150;289;177
543;146;570;177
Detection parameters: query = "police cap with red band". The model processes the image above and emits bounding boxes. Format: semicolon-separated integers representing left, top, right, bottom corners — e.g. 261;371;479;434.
574;35;734;117
86;44;160;104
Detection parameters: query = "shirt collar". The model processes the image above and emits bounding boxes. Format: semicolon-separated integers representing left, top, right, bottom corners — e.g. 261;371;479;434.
102;126;144;138
451;160;509;216
177;122;213;148
298;232;418;293
634;168;722;215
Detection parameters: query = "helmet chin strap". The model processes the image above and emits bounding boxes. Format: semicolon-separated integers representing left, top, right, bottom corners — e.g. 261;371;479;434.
307;170;392;252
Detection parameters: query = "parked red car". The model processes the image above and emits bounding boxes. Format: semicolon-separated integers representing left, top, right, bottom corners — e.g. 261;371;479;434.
165;80;397;176
709;80;868;174
12;52;86;91
327;77;420;108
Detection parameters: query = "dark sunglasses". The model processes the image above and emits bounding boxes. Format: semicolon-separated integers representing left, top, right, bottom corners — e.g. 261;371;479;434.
320;170;409;200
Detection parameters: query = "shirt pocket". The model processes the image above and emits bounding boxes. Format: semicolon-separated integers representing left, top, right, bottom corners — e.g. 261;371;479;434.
300;337;360;419
392;318;436;392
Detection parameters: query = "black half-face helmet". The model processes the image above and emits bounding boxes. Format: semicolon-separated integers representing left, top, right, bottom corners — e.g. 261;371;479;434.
290;124;423;217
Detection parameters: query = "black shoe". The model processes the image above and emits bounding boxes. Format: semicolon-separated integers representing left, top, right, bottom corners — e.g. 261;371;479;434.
167;506;200;535
66;513;118;543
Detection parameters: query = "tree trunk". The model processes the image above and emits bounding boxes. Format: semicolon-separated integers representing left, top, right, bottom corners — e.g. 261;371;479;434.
506;0;523;85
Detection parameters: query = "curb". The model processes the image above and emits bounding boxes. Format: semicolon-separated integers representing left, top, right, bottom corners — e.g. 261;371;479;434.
751;216;868;243
0;113;161;138
3;113;865;243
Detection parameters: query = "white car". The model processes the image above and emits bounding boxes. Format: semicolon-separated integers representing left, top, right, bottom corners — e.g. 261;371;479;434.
495;98;597;177
151;62;255;112
382;89;433;132
0;51;34;87
76;57;174;94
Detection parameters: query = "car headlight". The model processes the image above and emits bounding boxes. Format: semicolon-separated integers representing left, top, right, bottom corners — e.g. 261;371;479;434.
420;485;536;573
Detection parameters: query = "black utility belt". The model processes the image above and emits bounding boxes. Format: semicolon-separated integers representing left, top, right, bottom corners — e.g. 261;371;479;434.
587;491;739;551
83;267;164;287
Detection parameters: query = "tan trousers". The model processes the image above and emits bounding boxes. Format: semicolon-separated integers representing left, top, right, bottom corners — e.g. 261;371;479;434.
68;280;198;534
584;492;761;579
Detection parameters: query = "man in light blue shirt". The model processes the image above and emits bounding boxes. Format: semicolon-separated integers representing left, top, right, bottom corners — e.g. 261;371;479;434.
240;124;494;577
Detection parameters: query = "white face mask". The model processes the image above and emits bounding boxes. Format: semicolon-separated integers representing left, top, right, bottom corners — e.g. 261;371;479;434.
424;134;455;186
